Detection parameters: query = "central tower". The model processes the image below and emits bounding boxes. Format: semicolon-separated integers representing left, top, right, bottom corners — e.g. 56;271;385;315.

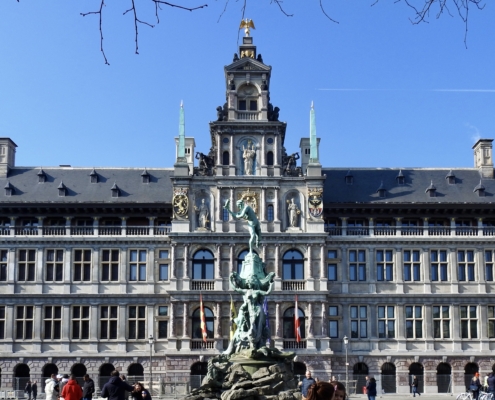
210;35;287;177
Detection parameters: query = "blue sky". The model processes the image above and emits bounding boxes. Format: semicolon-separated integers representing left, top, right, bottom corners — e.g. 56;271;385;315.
0;1;493;169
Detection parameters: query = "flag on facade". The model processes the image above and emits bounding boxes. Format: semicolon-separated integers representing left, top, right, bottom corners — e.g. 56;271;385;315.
295;295;301;343
200;293;207;342
230;295;237;340
263;298;270;345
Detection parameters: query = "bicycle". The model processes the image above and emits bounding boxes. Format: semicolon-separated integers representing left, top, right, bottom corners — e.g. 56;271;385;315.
479;392;494;400
456;392;472;400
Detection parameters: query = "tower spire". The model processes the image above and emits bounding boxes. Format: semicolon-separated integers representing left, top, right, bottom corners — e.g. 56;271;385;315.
177;100;186;162
309;101;318;163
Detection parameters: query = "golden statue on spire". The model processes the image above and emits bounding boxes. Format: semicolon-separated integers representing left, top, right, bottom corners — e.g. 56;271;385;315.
239;19;255;37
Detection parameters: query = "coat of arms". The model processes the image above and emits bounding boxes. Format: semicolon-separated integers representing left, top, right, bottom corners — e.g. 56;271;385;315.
308;188;323;219
173;187;189;218
237;188;259;216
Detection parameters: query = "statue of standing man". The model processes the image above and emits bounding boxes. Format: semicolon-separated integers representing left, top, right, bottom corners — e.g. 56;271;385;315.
194;198;210;229
243;143;256;175
287;198;301;228
224;199;261;253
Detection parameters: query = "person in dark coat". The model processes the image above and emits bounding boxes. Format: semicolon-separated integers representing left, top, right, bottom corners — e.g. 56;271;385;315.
24;381;32;400
100;371;134;400
31;382;38;400
488;372;495;395
131;383;151;400
411;375;421;397
82;374;95;400
366;377;377;400
470;372;482;400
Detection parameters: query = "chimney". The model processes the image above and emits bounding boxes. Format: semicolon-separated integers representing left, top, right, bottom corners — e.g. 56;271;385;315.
473;139;494;178
0;138;17;178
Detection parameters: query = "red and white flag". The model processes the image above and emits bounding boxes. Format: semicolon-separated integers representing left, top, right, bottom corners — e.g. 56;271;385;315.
200;293;207;342
295;295;301;343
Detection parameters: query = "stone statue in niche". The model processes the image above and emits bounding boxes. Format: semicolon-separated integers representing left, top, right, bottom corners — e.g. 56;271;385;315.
242;142;256;175
194;198;210;230
287;198;301;228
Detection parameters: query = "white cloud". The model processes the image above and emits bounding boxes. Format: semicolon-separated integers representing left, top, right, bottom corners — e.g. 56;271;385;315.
465;123;481;143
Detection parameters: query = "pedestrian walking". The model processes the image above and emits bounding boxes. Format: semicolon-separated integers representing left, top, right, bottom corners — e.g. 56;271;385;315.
366;377;377;400
31;382;37;400
24;381;32;400
298;371;316;400
82;374;95;400
411;375;421;397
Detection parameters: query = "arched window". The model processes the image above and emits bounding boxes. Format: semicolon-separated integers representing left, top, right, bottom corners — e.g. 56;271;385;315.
192;307;214;339
190;362;208;389
464;362;478;390
14;364;30;391
267;205;274;222
71;363;87;378
283;307;305;339
283;250;304;280
42;363;58;379
266;151;274;166
437;363;451;393
193;250;214;280
128;364;144;382
223;151;230;166
293;362;307;378
381;362;397;393
353;362;369;390
99;363;115;389
237;250;249;274
409;363;424;394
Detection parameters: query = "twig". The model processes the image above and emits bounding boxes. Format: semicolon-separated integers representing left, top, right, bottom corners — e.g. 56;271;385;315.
319;0;339;23
81;0;109;65
217;0;231;23
123;0;155;55
271;0;294;17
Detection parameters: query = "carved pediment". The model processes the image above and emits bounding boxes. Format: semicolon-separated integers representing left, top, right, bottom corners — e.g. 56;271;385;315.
225;58;271;73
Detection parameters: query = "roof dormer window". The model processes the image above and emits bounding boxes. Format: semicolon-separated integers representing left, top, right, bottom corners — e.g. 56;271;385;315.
4;181;13;196
474;181;485;197
376;182;386;198
141;169;150;184
90;168;98;184
446;170;455;185
58;181;66;197
111;183;120;198
396;170;405;185
425;181;436;198
345;170;353;185
37;168;46;183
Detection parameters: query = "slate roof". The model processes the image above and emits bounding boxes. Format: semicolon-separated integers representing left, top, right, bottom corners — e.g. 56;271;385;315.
0;167;174;204
322;168;495;204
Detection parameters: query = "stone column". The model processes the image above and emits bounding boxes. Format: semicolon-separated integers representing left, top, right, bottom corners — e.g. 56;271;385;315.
182;302;189;338
217;189;223;223
395;246;404;294
64;247;71;293
168;302;178;350
215;303;223;351
215;244;222;290
65;216;72;236
93;216;99;236
229;187;236;231
149;216;156;236
306;245;315;291
121;217;127;236
319;244;328;292
184;245;190;279
9;216;16;236
229;243;235;273
37;216;44;236
170;303;176;337
261;187;267;230
274;134;280;176
274;302;283;349
274;244;282;291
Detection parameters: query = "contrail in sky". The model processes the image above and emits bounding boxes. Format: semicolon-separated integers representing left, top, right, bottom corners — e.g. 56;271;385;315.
317;88;495;92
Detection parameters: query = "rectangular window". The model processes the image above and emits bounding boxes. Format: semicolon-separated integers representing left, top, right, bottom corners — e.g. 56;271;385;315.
0;306;5;339
485;251;494;281
376;250;393;281
73;249;91;282
45;249;64;282
16;306;34;339
72;306;90;340
328;306;339;338
350;305;367;338
403;250;421;281
488;306;495;339
430;250;448;281
238;100;246;110
0;250;7;281
249;100;257;111
405;305;423;339
458;250;475;281
101;250;119;281
18;249;36;281
267;205;274;222
100;306;118;339
349;250;366;281
328;264;337;281
44;306;62;339
129;250;147;281
157;306;169;339
460;305;478;339
128;305;146;339
377;306;395;338
223;209;230;222
433;305;450;339
158;250;169;281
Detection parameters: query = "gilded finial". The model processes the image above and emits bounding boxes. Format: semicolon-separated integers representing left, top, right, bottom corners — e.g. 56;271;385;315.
239;19;255;37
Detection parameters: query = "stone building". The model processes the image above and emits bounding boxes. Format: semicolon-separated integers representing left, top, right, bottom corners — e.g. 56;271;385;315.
1;33;495;395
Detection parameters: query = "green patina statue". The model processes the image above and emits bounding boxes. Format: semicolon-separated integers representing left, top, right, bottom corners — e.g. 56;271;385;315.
223;199;261;254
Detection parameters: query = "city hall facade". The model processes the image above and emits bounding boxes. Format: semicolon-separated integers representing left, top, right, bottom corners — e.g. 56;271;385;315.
1;34;495;395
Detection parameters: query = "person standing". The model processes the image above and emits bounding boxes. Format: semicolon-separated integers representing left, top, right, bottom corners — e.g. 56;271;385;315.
31;382;37;400
365;376;370;400
61;375;82;400
299;371;316;400
82;374;95;400
100;371;134;400
488;372;495;396
366;377;377;400
411;375;421;397
44;374;59;400
470;372;482;400
24;381;32;400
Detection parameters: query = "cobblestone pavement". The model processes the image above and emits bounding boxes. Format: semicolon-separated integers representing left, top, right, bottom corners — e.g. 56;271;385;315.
350;394;459;399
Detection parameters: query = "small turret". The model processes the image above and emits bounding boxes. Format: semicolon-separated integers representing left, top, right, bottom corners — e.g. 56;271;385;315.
0;138;17;178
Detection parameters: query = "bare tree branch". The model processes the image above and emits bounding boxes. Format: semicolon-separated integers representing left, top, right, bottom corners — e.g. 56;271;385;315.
217;0;230;23
319;0;339;23
81;0;109;65
271;0;293;17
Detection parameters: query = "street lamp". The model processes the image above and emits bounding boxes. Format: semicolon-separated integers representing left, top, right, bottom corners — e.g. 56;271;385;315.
343;335;349;390
148;334;154;394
